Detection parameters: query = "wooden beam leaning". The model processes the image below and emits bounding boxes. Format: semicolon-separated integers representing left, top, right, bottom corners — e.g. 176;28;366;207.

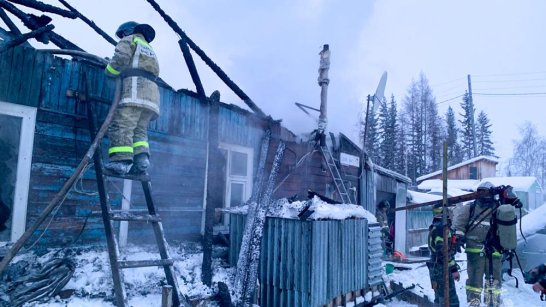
0;79;122;276
144;0;267;118
6;0;76;18
0;23;53;52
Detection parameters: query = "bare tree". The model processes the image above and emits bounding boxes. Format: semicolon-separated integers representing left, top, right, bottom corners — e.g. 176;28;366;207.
508;121;546;188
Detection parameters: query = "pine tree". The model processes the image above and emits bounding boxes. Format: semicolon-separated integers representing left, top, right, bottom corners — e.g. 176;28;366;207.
446;106;463;165
476;110;495;156
459;92;476;160
394;124;407;176
401;80;424;183
361;99;380;162
378;95;397;170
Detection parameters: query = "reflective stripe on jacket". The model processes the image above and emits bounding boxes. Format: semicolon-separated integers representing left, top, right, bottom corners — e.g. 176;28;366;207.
106;33;160;116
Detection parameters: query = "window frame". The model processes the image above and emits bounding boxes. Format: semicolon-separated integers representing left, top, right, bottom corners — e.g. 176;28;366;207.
216;143;254;231
0;101;37;242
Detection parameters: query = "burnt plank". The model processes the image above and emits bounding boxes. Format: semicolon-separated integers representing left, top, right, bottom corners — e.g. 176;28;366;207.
0;48;13;100
28;49;45;107
17;47;35;106
7;45;24;102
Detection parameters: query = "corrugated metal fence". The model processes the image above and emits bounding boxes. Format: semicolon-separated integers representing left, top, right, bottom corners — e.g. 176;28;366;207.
229;213;383;306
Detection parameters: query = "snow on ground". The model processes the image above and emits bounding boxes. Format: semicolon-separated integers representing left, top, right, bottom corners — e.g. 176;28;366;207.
385;252;544;306
3;243;233;306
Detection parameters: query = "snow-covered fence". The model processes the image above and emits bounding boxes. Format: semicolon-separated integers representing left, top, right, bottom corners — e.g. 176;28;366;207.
229;213;383;306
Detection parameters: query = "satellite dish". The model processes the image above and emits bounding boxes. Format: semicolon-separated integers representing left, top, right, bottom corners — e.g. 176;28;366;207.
372;71;388;113
362;71;388;147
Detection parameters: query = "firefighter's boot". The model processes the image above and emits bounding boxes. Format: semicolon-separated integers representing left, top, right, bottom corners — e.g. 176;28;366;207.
130;153;150;174
104;160;133;175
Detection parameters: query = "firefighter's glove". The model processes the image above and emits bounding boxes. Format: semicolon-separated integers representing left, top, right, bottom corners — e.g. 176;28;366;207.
452;270;460;282
455;235;465;252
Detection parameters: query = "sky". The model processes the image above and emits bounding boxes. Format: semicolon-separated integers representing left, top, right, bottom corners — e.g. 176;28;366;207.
3;0;546;173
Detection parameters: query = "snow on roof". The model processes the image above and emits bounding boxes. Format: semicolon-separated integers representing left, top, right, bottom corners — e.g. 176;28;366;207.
416;155;499;182
228;196;378;223
418;179;479;191
518;202;546;240
476;176;540;191
407;190;442;204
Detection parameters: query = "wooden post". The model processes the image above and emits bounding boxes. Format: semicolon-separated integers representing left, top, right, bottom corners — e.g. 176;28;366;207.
317;44;330;134
442;142;449;306
162;285;173;307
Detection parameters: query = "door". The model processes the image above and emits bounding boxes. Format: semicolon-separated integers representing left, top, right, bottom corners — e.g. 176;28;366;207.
0;101;36;242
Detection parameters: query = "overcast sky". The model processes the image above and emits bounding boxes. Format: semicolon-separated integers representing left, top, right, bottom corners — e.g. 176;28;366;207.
4;0;546;173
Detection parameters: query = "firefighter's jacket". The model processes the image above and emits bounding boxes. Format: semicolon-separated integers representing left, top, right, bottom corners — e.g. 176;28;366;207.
428;219;458;273
105;33;160;117
453;200;501;257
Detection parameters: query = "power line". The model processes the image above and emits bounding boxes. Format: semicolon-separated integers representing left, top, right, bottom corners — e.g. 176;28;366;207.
431;77;466;88
471;77;546;83
437;94;464;104
473;84;546;91
471;71;546;78
474;92;546;96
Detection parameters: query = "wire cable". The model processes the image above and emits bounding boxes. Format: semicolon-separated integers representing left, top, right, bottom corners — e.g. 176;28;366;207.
474;92;546;96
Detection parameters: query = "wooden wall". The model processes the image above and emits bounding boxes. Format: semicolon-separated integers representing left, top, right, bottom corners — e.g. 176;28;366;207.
425;159;497;181
0;46;267;246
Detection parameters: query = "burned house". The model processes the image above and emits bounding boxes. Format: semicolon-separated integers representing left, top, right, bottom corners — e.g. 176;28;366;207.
0;1;410;305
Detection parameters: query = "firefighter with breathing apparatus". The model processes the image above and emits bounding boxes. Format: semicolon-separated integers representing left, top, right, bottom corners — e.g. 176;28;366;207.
453;182;520;306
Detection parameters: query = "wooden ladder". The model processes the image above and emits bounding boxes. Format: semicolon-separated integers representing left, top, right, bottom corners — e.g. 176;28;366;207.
86;102;185;307
320;145;354;204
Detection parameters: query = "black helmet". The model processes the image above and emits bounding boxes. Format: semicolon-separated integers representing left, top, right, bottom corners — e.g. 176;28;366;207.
134;23;155;42
116;21;138;39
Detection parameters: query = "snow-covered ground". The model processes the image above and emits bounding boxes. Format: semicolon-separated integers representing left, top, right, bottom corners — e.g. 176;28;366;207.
1;243;233;306
385;252;544;307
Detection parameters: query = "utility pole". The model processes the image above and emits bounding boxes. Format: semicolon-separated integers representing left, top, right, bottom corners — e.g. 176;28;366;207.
467;74;478;157
442;142;450;306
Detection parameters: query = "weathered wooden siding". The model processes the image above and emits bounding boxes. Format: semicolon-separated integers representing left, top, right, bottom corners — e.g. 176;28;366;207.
272;140;333;202
425;159;497;181
0;47;45;108
229;213;380;307
1;46;268;246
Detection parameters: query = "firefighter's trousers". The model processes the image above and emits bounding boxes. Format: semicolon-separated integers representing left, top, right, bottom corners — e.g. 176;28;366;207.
465;252;502;306
107;106;155;161
427;261;459;307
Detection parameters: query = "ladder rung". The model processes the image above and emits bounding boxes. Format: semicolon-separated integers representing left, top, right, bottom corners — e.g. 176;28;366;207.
102;168;150;182
118;259;174;269
109;212;161;222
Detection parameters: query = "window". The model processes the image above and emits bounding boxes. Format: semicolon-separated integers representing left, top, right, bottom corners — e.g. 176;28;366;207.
0;101;36;242
469;166;478;179
215;143;254;232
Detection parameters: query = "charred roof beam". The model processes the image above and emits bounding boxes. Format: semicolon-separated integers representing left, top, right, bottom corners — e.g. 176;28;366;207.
0;0;82;50
7;0;76;18
0;23;53;52
57;0;116;46
144;0;268;119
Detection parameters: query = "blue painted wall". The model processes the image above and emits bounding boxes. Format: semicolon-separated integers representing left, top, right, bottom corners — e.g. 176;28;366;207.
0;46;268;246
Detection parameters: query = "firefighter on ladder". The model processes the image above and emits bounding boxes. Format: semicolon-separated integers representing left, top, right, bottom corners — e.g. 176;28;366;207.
104;21;160;175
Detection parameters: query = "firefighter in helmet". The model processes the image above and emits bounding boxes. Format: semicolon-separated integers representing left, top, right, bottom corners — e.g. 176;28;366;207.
427;205;460;306
453;181;502;306
104;21;160;175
